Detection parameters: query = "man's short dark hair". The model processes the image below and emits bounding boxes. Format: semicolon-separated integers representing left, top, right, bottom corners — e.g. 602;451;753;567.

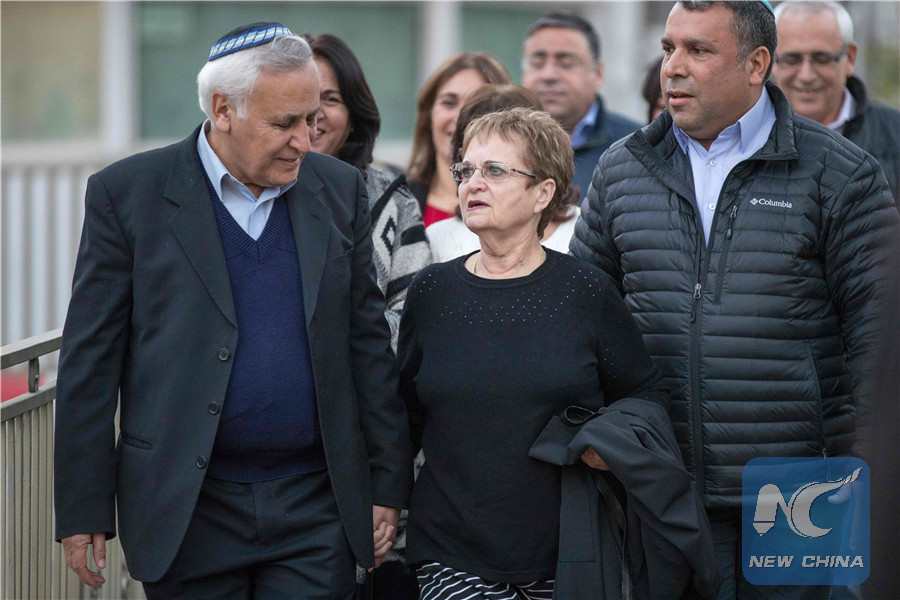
678;1;778;79
525;12;601;61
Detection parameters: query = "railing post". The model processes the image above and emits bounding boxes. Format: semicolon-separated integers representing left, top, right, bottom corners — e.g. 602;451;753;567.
28;357;40;394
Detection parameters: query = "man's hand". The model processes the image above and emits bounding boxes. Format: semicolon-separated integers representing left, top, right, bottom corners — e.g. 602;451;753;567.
62;533;107;588
580;447;610;471
371;505;400;570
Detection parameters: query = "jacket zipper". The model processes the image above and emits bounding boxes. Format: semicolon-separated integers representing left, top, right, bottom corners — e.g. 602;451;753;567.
714;205;738;304
687;176;734;499
684;157;755;499
689;203;707;498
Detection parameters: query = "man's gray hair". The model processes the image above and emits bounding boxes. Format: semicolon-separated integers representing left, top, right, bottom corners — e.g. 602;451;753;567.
774;1;854;43
197;35;314;120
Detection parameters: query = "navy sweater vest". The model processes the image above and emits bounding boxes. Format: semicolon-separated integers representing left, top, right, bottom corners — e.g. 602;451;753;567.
205;180;326;481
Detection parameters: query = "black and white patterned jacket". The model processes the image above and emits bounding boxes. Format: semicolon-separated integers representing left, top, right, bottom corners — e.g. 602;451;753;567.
365;165;432;353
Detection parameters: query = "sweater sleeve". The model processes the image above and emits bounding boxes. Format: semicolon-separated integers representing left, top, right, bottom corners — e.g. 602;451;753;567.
593;277;670;409
397;271;426;454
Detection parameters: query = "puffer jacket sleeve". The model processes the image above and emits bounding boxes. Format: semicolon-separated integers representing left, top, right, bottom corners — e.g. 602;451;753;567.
570;157;625;291
822;153;900;456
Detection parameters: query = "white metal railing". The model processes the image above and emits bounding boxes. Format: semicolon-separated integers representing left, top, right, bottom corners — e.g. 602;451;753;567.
2;155;94;348
1;329;145;600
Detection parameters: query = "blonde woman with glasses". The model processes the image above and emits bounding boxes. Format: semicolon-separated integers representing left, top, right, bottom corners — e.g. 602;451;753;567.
397;108;671;599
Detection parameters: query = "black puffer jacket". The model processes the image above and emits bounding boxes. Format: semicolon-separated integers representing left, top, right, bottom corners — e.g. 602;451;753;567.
843;75;900;200
571;83;898;507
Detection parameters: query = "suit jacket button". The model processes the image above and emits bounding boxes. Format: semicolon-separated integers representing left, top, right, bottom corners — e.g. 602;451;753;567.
196;455;207;469
208;402;220;415
217;348;230;361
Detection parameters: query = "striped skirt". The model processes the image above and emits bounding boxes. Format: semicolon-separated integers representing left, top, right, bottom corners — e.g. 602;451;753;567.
417;561;554;600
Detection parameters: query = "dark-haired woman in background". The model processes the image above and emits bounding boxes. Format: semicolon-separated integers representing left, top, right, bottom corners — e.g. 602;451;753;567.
306;33;432;352
406;53;510;227
426;84;581;262
305;32;430;600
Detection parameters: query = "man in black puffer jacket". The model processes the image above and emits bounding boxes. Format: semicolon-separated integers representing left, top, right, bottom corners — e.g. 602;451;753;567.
571;1;897;598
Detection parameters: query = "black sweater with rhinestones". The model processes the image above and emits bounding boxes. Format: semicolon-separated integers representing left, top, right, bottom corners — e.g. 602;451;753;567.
398;248;669;582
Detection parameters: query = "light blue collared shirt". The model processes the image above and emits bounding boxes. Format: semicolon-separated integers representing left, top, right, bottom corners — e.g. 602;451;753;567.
196;121;297;240
673;90;776;243
570;100;600;149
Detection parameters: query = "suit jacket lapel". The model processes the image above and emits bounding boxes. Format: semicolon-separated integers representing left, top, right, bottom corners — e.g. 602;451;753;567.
166;126;238;329
287;162;332;326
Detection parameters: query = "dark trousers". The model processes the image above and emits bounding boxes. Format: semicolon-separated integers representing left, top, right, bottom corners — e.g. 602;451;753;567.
709;510;832;600
355;561;419;600
143;470;356;600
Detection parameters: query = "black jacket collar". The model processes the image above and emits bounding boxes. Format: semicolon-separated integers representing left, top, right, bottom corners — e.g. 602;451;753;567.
627;81;799;174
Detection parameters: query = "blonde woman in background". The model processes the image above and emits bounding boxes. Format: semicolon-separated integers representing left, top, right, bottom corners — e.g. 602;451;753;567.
406;53;510;227
426;84;581;262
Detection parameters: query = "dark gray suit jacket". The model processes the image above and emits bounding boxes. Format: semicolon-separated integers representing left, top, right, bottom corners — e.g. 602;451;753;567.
54;126;413;582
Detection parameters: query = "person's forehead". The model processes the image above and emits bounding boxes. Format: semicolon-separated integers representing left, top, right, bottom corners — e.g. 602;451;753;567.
777;9;843;48
255;63;318;87
664;4;734;44
465;131;524;159
437;69;486;97
313;58;339;88
249;65;318;107
524;27;592;57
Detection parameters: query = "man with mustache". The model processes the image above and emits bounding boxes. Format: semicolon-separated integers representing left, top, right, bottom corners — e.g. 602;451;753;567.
521;11;641;198
773;0;900;199
571;1;896;598
54;22;412;598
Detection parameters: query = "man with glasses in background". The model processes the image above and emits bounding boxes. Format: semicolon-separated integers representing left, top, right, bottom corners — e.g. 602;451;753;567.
521;11;641;197
773;0;900;198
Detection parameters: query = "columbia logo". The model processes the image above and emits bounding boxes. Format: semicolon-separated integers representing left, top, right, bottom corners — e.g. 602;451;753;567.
750;198;792;209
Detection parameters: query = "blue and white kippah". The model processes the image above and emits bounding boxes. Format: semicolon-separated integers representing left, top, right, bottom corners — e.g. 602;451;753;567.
208;22;294;62
759;0;774;15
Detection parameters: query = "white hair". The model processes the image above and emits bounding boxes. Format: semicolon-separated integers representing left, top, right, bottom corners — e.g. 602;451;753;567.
774;1;855;43
197;35;313;120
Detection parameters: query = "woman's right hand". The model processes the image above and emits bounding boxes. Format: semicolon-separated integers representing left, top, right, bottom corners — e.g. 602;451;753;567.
580;447;610;471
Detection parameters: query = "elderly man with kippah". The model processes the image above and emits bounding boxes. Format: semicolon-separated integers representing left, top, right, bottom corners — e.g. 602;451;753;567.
53;22;412;598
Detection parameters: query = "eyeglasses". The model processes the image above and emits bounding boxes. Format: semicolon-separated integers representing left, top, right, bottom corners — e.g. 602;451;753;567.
450;161;537;183
773;47;847;68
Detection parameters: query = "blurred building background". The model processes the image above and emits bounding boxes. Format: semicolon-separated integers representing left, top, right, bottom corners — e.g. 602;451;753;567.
2;1;899;351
